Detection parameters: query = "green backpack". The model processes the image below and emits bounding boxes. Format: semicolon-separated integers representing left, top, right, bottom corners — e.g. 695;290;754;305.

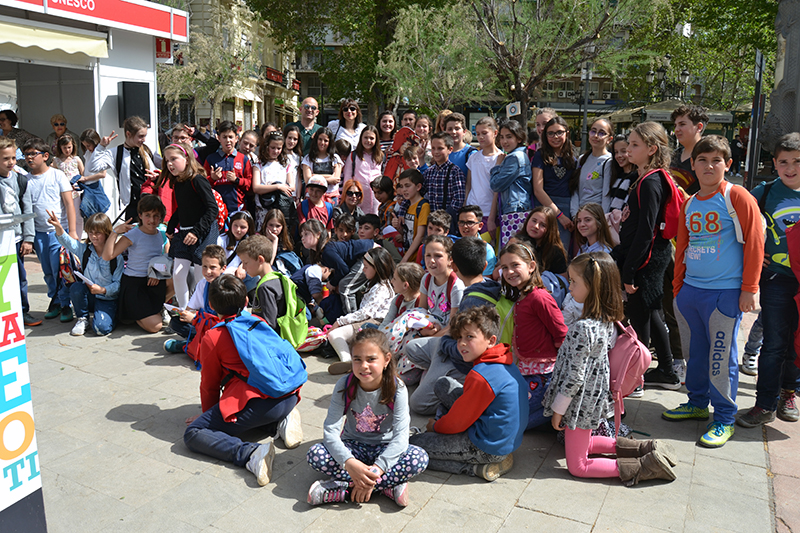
470;292;515;345
257;271;309;348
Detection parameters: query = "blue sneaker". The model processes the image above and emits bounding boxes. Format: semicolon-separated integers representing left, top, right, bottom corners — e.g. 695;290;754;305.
163;339;186;354
662;402;710;421
699;422;734;448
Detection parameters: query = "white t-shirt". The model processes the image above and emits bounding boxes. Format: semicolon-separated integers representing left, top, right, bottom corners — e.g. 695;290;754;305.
420;272;465;325
327;120;366;149
188;278;208;311
217;234;243;274
301;154;344;195
466;150;502;214
27;167;72;233
257;160;289;185
84;145;115;175
286;153;300;197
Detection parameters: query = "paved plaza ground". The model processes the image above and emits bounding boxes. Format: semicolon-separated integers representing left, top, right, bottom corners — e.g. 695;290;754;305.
20;257;795;533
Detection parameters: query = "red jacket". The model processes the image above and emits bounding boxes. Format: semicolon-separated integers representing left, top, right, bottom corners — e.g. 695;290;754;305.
513;288;568;369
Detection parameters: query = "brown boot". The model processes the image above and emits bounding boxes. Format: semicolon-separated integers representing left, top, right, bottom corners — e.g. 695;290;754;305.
615;437;677;467
617;449;676;486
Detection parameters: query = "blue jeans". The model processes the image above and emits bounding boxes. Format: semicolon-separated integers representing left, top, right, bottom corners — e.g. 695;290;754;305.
184;394;297;467
33;231;70;308
674;285;741;425
68;282;117;335
169;315;191;338
757;271;800;410
17;241;29;314
744;311;763;355
525;373;552;430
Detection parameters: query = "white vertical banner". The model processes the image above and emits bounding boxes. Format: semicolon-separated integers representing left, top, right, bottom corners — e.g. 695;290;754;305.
0;216;41;513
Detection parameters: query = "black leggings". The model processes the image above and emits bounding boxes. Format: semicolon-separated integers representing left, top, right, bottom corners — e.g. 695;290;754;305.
627;289;673;369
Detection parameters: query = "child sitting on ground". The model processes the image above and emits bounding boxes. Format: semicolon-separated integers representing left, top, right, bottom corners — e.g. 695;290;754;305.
409;306;527;481
306;328;429;507
543;252;678;485
49;211;122;336
358;213;402;263
184;275;303;487
415;209;451;267
380;262;425;328
163;244;226;357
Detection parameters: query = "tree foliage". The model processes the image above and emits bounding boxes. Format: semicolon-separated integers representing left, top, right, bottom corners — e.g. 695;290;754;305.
378;4;496;112
157;26;262;126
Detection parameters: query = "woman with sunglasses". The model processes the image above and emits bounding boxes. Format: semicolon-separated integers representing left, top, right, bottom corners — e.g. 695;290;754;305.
46;114;83;157
326;99;366;150
333;179;366;222
532;116;578;250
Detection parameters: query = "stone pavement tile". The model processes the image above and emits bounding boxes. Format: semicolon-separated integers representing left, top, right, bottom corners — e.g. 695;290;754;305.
690;453;769;498
36;427;93;463
150;371;203;400
394;497;504;533
28;356;76;383
591;514;673;532
35;339;109;368
498;506;592;532
40;467;135;533
29;383;64;406
57;409;167;457
108;363;186;390
517;445;610;525
432;469;529;519
599;476;690;532
46;440;137;488
684;483;772;533
79;353;147;380
90;454;193;507
773;474;800;533
694;423;766;468
100;507;197;533
34;364;108;396
302;501;415;533
153;471;264;528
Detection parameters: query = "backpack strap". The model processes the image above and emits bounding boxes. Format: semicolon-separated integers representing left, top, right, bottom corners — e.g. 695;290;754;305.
394;293;405;311
343;373;397;414
445;270;458;302
301;200;310;219
115;145;124;177
722;182;745;244
325;202;333;220
81;244;117;274
757;179;775;216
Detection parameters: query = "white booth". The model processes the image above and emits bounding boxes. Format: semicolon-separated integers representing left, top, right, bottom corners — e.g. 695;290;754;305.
0;0;188;219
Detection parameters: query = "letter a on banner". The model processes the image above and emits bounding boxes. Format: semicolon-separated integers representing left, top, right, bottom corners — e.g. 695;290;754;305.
0;214;46;532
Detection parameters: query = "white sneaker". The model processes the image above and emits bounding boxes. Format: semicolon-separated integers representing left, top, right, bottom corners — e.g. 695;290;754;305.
161;309;171;327
741;352;758;376
245;440;275;486
278;407;303;449
70;317;88;336
672;360;687;385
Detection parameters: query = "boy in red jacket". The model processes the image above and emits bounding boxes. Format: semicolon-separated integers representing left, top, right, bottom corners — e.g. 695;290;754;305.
183;275;302;486
409;306;528;481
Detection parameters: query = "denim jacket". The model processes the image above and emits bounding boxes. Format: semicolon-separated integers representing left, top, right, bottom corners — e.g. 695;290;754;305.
56;233;124;300
489;146;532;214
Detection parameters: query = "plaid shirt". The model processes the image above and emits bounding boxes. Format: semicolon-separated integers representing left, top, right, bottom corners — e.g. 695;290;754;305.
423;160;465;212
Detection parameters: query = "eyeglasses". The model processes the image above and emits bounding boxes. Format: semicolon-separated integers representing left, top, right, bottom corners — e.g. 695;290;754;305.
23;151;45;158
547;130;567;138
52;122;66;127
346;190;362;197
458;220;479;227
303;104;318;111
344;106;358;113
589;129;608;137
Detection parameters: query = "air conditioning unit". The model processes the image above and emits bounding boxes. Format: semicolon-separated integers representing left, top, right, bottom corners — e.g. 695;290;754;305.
557;90;566;98
566;91;575;98
603;93;611;99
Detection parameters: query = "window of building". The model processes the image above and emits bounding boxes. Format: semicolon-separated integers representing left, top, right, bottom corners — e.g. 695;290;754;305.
307;76;328;98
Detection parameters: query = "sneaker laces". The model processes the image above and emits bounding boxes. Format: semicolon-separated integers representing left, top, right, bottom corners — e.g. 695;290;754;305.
707;422;727;437
781;391;797;410
323;487;348;503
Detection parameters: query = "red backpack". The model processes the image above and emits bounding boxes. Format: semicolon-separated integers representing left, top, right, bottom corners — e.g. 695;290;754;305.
608;322;652;437
636;169;685;241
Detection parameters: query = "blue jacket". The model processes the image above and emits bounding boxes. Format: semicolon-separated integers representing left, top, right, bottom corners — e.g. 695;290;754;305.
56;233;124;300
321;239;375;287
490;146;532;214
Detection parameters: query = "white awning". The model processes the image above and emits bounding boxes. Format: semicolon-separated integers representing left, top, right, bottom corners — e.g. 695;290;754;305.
235;89;263;103
0;19;108;58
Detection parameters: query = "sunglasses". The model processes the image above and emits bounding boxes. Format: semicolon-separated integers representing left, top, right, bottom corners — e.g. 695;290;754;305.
52;122;66;127
23;151;45;158
303;104;318;111
346;190;362;197
344;106;358;112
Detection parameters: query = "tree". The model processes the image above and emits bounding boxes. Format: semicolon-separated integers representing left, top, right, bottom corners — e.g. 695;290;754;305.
467;0;663;110
244;0;452;120
157;19;262;126
378;4;497;112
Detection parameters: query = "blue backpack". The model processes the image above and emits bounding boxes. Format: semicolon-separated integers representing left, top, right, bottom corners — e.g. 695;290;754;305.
214;310;308;397
541;271;568;309
274;250;303;276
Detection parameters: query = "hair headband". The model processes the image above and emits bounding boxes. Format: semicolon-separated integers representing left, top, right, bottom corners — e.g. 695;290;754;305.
166;143;188;157
518;244;535;261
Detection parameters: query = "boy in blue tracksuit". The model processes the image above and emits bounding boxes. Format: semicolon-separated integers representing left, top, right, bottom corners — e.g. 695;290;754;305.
410;305;528;482
661;135;764;448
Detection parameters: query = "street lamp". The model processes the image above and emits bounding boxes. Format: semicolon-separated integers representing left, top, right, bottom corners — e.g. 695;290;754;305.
645;54;689;101
581;44;596;152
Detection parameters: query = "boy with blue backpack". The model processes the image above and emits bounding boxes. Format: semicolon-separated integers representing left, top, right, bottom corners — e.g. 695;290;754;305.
184;275;307;486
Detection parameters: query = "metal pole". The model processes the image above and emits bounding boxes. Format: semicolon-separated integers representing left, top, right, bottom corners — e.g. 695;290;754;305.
745;50;765;190
581;63;591;152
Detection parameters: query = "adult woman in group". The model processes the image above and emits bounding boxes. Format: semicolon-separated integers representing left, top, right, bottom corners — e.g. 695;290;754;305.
326;99;366;150
378;110;397;157
531;116;578;250
0;109;33;151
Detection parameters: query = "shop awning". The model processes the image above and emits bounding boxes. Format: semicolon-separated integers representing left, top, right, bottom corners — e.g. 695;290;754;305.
235;89;263;103
0;19;108;58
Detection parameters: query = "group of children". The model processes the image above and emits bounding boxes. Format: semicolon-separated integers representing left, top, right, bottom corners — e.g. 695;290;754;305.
12;105;799;509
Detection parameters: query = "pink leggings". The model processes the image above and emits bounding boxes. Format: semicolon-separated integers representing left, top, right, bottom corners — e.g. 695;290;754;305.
564;427;620;478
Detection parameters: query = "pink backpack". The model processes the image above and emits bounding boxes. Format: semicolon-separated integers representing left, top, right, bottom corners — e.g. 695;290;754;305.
608;321;652;436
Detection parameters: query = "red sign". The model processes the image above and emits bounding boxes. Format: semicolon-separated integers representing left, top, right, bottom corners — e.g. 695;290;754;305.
292;79;301;92
155;37;171;59
264;67;284;84
6;0;189;42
